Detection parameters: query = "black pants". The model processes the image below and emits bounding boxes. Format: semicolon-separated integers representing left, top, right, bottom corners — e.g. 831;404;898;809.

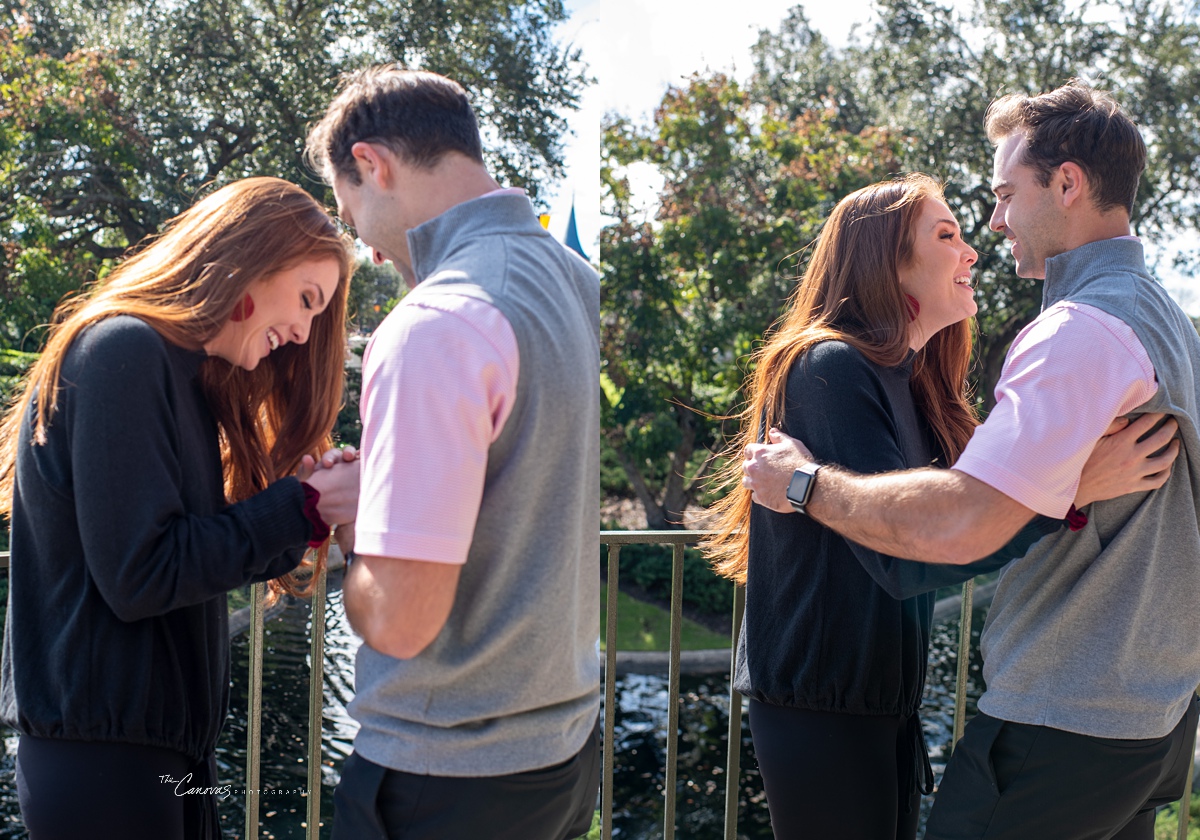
331;716;600;840
748;699;924;840
925;695;1200;840
16;735;220;840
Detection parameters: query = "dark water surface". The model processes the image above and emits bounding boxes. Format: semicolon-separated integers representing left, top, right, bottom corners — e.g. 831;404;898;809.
0;577;988;839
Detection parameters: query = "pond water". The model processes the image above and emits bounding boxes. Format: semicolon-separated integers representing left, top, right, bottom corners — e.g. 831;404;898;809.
0;574;988;839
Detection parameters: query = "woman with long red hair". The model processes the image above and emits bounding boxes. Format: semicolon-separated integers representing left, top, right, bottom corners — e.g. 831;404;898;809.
0;176;360;839
702;173;1174;839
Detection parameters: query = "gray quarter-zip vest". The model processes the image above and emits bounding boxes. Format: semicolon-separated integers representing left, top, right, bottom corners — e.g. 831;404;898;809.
978;238;1200;738
348;193;601;774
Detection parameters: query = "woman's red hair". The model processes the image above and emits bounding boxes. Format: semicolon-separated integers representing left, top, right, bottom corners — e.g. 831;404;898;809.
703;174;978;583
0;176;354;600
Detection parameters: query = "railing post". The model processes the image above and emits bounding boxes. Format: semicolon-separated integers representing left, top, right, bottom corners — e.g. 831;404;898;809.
603;544;620;840
306;565;328;839
663;543;684;840
245;582;266;840
723;583;746;840
1176;682;1200;840
952;578;976;749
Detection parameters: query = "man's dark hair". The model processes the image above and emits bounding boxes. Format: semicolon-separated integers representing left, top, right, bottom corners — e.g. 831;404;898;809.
306;66;484;183
985;80;1146;215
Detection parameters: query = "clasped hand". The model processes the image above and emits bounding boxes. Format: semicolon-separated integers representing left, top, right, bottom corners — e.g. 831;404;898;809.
297;446;359;555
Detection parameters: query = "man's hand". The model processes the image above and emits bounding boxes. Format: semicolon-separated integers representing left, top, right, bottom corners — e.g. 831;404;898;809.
742;427;817;513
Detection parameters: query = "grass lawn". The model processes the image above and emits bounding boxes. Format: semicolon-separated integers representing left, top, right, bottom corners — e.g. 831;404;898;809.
223;580;730;653
600;584;730;651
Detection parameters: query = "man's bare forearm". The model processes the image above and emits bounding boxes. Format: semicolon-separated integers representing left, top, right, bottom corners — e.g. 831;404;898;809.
343;554;461;659
804;466;1035;564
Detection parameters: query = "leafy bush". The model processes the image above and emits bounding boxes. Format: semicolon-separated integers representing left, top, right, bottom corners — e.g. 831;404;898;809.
600;439;630;496
0;348;38;403
603;538;734;618
1155;793;1200;840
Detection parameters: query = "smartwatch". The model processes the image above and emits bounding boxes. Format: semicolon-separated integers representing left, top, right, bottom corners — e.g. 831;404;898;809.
786;463;822;515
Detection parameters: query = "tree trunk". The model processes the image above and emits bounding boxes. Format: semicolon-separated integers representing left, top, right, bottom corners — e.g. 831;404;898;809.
658;404;697;528
606;433;672;530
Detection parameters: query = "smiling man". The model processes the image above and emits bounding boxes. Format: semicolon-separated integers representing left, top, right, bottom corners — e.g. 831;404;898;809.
305;67;601;840
742;81;1200;839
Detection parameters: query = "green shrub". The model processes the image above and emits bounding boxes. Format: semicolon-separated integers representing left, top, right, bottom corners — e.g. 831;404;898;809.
603;539;734;619
576;811;600;840
0;349;38;403
600;440;630;496
1155;793;1200;839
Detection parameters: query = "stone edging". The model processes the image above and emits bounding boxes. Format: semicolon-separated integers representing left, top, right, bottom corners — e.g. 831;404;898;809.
607;649;732;676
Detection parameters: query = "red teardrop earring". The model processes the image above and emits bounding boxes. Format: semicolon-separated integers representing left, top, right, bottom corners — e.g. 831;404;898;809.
904;293;921;322
230;294;255;322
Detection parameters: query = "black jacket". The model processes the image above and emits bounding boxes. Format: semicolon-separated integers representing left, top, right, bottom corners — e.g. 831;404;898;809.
734;340;1058;715
1;316;312;762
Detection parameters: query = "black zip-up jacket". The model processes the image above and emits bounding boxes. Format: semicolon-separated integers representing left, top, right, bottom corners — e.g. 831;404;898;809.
734;340;1058;715
1;316;313;763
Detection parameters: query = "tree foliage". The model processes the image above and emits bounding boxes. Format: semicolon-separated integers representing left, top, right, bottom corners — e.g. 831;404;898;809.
601;74;903;528
751;0;1200;398
602;0;1200;528
347;258;404;335
0;21;138;349
0;0;586;349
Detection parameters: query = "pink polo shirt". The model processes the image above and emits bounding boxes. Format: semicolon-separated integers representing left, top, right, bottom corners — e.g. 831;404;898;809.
954;301;1157;517
353;281;519;566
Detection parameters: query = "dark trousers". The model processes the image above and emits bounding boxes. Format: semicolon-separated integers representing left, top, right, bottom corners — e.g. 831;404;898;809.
748;699;923;840
16;735;220;840
925;695;1200;840
331;716;600;840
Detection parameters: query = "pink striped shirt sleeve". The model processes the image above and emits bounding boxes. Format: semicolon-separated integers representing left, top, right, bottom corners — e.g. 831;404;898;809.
354;293;519;564
953;302;1157;518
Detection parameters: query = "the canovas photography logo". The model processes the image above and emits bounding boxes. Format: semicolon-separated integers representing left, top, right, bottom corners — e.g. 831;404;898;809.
159;773;233;800
158;773;311;801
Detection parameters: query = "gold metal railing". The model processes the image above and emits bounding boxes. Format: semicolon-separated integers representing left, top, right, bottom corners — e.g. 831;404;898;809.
243;569;328;840
1;541;1197;839
596;532;1199;840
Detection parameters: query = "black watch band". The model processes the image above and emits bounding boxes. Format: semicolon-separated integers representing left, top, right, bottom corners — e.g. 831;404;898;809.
786;463;821;515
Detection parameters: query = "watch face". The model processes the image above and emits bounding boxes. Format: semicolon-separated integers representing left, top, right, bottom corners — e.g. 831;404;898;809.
787;469;814;507
786;464;820;513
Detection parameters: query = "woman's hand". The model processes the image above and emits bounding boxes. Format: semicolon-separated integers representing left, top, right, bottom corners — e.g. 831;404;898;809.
296;445;358;482
1075;413;1180;509
299;446;360;525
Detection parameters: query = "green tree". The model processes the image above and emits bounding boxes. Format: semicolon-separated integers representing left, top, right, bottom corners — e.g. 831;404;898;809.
601;73;903;529
1;0;587;348
348;258;404;335
750;0;1200;405
602;0;1200;527
0;20;137;349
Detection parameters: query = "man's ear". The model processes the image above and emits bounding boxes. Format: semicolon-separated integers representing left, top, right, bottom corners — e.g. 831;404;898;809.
1056;161;1088;209
350;141;393;189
